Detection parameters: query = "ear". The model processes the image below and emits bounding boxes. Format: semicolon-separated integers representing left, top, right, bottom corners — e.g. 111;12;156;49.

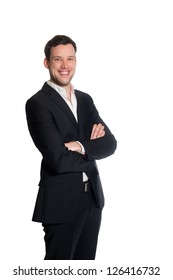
44;58;49;69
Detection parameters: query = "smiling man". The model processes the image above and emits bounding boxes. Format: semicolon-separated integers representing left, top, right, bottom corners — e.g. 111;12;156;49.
25;35;117;260
44;43;76;94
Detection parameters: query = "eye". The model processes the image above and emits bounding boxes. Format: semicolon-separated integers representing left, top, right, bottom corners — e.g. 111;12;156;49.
68;57;75;61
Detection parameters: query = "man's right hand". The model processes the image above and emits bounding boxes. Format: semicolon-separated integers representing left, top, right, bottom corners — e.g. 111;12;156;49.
90;123;105;140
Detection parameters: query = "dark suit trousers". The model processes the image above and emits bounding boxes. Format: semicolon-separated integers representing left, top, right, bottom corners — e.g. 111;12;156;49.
42;181;102;260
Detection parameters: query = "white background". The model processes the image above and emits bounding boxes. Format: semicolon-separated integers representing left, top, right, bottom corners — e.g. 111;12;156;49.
1;0;173;279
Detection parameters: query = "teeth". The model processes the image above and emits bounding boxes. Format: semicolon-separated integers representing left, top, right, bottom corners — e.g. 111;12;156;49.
60;71;68;75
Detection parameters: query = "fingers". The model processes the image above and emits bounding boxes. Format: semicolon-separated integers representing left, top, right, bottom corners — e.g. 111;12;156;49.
64;141;82;153
90;123;105;139
90;124;97;139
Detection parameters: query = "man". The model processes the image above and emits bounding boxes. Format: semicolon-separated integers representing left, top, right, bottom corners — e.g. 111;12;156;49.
25;35;117;260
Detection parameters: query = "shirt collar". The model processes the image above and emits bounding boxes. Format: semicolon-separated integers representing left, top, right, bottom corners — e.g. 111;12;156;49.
47;80;74;100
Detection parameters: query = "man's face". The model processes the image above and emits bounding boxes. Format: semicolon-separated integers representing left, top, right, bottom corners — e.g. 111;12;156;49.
44;44;76;88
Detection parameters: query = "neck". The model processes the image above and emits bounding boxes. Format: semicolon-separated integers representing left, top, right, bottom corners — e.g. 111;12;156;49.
49;80;72;101
64;85;71;100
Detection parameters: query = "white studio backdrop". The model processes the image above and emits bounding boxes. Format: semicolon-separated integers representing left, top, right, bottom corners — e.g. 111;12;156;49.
0;0;173;279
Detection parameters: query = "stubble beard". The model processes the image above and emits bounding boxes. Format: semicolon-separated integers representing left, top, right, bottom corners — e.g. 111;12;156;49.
50;73;74;88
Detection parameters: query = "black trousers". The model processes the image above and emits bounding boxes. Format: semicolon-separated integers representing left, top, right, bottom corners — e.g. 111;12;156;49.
42;181;102;260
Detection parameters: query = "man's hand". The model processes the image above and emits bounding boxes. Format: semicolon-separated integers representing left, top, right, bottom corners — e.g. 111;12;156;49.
90;123;105;139
64;141;82;153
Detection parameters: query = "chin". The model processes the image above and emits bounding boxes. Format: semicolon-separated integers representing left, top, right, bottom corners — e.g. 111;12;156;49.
52;77;72;87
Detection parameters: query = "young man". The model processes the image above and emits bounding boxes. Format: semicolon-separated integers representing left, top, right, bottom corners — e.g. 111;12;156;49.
26;35;117;260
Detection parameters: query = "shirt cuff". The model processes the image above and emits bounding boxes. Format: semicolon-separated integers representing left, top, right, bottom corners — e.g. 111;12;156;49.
76;141;85;155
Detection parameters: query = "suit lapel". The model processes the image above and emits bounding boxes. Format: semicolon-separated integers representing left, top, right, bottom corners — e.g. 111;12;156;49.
75;90;88;140
42;83;78;129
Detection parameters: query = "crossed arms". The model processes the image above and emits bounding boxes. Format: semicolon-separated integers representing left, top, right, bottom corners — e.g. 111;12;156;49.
26;96;116;174
64;123;105;153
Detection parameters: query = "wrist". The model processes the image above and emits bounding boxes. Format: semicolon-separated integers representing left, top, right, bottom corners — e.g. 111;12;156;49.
76;141;85;154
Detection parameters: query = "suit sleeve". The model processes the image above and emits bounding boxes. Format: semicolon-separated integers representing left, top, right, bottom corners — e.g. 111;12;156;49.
25;98;93;174
80;96;117;160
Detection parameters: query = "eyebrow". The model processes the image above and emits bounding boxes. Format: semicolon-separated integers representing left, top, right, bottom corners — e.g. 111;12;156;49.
52;55;76;59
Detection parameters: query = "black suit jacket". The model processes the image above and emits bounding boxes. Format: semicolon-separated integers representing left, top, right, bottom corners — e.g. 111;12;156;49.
26;83;117;223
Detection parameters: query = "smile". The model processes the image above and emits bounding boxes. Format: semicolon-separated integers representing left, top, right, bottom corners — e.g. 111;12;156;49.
59;71;69;75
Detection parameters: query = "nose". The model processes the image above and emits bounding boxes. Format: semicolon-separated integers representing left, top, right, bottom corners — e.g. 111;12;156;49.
61;59;68;68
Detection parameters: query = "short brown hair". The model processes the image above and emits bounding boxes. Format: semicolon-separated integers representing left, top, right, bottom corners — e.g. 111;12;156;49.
44;35;77;60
